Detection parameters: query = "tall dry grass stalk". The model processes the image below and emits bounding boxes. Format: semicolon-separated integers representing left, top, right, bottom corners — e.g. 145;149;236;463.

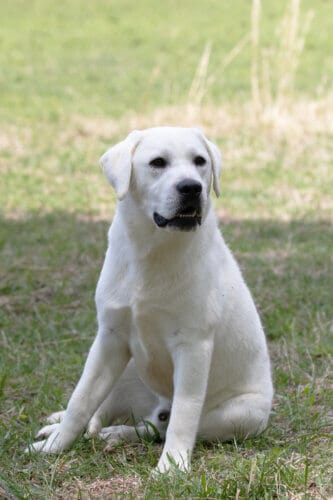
69;0;331;161
251;0;262;114
181;0;322;138
184;0;316;128
188;42;212;107
252;0;314;121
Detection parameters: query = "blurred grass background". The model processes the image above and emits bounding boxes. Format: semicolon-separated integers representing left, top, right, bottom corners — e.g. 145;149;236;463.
1;0;332;123
0;0;332;497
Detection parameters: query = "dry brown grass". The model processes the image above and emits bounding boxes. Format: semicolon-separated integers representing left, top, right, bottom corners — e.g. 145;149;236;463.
54;475;142;499
65;89;332;175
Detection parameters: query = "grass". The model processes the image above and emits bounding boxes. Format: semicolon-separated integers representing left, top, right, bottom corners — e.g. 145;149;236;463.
1;0;332;498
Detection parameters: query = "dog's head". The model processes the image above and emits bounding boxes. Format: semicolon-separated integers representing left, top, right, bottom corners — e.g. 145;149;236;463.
100;127;222;232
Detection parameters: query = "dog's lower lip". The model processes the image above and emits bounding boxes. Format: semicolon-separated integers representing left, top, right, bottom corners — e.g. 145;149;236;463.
153;212;169;227
153;211;202;229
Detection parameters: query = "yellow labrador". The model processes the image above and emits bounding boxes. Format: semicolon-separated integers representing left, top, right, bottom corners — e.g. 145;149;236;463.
29;127;273;473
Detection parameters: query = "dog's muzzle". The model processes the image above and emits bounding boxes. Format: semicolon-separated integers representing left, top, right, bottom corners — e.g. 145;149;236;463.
154;178;203;231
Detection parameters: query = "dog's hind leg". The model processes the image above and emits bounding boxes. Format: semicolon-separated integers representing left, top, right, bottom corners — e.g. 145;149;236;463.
37;360;165;444
99;396;171;449
99;424;149;448
85;359;164;435
198;393;272;442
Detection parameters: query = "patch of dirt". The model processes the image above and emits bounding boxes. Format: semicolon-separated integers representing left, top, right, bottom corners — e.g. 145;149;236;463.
54;475;143;499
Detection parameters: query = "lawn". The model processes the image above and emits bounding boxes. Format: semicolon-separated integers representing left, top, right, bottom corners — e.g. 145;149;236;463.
0;0;332;498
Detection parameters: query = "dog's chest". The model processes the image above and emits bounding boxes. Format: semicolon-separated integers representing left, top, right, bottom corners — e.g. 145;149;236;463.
128;296;185;398
125;251;218;396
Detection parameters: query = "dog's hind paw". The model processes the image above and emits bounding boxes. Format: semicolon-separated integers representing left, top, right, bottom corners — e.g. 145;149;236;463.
46;410;65;424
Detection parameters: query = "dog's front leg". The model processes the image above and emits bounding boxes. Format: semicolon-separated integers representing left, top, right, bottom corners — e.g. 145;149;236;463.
156;338;213;473
28;330;130;453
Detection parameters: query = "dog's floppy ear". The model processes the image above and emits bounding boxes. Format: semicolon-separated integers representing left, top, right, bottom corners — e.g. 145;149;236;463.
205;138;222;197
195;129;222;197
99;130;142;200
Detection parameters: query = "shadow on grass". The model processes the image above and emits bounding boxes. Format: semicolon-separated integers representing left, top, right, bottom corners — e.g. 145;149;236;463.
1;211;331;341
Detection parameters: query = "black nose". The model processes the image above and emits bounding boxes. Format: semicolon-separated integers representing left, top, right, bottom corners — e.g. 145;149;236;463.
176;179;202;197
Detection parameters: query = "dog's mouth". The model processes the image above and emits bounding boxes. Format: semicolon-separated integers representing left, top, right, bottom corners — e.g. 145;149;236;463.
153;207;202;231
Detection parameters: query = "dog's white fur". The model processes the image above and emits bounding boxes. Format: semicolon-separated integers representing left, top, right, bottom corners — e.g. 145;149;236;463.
29;127;273;473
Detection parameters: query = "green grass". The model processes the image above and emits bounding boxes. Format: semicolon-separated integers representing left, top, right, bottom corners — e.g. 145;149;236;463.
1;0;332;123
1;0;332;498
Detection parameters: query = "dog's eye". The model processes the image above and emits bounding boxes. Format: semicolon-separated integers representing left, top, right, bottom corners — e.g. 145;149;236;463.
193;156;206;166
149;157;167;168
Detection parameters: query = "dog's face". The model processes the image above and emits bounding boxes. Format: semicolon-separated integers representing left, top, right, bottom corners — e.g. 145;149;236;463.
100;127;222;232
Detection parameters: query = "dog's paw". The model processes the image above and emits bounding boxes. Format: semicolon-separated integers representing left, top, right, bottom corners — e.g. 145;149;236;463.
84;415;103;439
99;426;124;450
154;451;190;474
98;425;143;451
35;423;60;440
26;426;75;454
46;410;65;424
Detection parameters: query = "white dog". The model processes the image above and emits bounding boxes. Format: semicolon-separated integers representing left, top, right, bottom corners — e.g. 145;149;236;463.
29;127;273;473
